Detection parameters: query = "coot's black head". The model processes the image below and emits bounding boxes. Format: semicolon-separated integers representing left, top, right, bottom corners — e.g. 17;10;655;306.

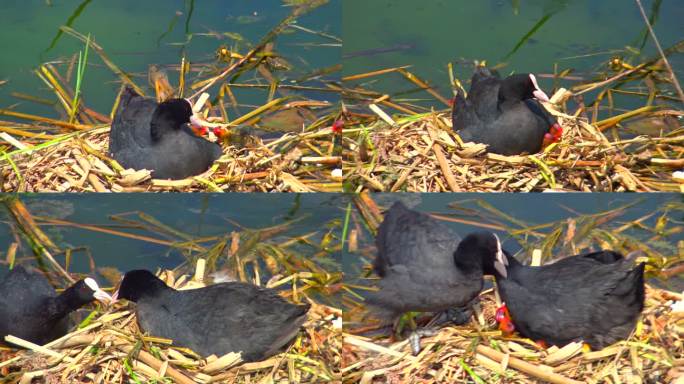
113;270;169;302
158;98;193;123
63;278;112;307
150;99;194;141
455;231;508;277
499;73;549;103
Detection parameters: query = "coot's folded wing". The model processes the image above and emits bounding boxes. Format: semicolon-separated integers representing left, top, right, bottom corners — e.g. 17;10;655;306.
146;283;307;361
452;90;481;136
109;87;157;156
468;67;501;123
374;202;461;276
501;258;644;347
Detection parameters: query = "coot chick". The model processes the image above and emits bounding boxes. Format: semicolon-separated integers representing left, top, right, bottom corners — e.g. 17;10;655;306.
0;266;111;345
112;270;310;361
368;203;503;325
482;244;645;350
452;67;562;155
109;87;222;180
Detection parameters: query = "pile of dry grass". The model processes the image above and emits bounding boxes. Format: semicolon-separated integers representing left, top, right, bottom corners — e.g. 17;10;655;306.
344;89;684;193
0;265;342;384
1;125;342;193
343;285;684;384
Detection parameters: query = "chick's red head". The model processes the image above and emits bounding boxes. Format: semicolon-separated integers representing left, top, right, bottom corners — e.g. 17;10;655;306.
332;120;344;134
495;303;515;335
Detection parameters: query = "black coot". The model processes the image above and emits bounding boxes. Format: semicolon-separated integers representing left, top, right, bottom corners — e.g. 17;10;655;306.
482;244;645;349
109;87;222;180
368;202;502;324
0;266;111;345
112;270;310;361
452;67;561;155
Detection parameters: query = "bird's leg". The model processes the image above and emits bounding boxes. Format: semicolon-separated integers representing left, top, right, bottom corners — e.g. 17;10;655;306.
442;297;478;326
405;300;479;356
408;327;439;356
394;312;439;355
445;305;475;325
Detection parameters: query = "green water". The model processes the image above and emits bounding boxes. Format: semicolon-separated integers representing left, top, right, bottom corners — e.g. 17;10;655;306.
3;0;681;123
0;0;341;120
0;194;346;278
343;0;684;114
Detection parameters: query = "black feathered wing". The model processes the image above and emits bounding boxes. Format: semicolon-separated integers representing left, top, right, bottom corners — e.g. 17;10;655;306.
109;87;156;156
498;258;644;348
369;202;480;320
468;67;501;123
136;283;307;361
374;202;461;275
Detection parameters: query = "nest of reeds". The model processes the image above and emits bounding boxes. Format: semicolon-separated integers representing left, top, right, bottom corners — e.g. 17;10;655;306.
0;265;342;384
344;88;684;192
1;122;342;193
343;284;684;384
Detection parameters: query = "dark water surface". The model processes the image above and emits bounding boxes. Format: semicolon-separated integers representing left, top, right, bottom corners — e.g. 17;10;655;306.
343;0;684;114
1;193;682;304
0;0;341;119
0;193;346;275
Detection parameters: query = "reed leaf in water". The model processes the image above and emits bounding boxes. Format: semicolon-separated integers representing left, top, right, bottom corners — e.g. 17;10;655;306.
69;34;90;124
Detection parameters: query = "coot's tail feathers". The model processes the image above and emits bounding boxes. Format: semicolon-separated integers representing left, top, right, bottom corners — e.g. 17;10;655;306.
379;201;413;236
471;66;498;85
261;303;310;359
451;91;467;129
292;303;311;320
582;250;624;264
120;86;142;107
452;90;481;134
612;262;645;302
